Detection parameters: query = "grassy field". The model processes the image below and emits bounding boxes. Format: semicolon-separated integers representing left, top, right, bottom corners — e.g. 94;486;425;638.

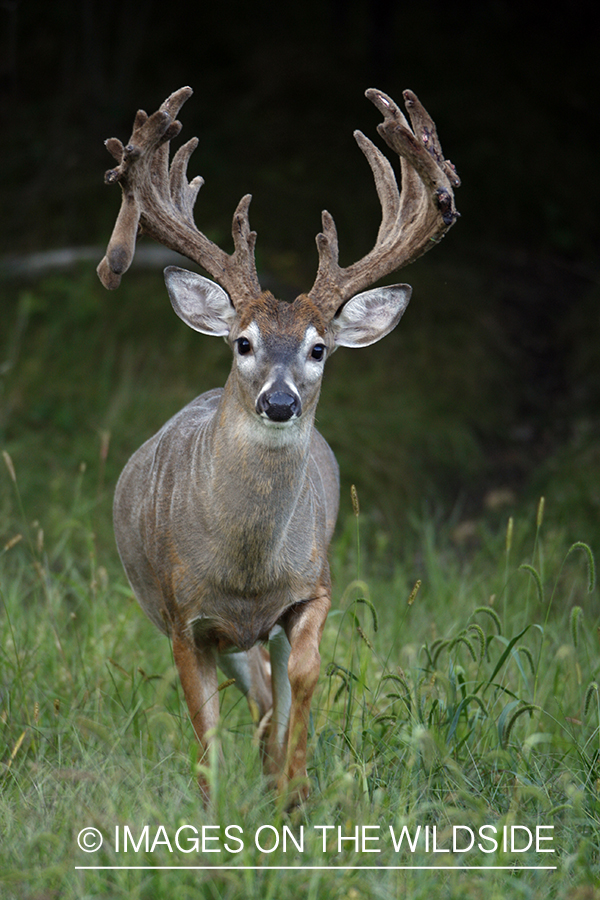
1;269;599;898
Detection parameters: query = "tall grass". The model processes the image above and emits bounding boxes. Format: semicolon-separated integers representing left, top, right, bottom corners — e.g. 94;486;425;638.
1;456;598;899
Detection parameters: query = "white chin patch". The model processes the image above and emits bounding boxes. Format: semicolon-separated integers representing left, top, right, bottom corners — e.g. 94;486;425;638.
258;414;297;428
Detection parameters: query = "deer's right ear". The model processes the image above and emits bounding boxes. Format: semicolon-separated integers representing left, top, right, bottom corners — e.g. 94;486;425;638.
164;267;237;337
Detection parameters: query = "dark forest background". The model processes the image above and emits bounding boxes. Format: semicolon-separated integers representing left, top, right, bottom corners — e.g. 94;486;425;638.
1;0;600;550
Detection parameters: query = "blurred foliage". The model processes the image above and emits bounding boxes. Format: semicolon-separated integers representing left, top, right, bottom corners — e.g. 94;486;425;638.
1;458;599;898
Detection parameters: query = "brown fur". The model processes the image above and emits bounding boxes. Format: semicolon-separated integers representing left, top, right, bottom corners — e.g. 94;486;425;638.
239;292;329;338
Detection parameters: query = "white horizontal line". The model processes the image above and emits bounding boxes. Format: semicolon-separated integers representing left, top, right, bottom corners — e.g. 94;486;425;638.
75;865;557;871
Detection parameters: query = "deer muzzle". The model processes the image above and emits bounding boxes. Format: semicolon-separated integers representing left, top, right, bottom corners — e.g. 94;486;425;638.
256;389;302;423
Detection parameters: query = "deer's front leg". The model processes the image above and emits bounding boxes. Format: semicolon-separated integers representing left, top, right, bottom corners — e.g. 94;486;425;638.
280;581;331;800
171;628;219;803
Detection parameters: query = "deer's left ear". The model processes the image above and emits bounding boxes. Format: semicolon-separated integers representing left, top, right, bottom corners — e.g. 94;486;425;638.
331;284;412;348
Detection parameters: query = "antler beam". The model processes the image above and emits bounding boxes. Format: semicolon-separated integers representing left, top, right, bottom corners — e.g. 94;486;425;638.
308;89;460;317
97;87;261;303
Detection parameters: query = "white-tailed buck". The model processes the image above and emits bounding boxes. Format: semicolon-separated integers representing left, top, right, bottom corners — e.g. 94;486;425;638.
98;86;459;802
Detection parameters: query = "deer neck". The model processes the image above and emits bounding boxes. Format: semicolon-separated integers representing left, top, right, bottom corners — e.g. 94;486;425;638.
200;373;317;543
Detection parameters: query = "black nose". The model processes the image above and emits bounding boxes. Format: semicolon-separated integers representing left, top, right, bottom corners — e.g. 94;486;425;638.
256;390;301;422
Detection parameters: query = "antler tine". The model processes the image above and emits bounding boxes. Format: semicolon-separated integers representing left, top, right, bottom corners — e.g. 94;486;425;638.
170;138;204;219
308;88;460;318
97;87;262;304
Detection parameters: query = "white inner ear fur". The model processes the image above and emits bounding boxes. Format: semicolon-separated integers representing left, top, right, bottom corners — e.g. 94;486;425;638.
164;266;236;336
332;284;412;348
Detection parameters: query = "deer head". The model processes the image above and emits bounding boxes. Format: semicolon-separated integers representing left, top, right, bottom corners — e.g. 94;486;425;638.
98;87;459;434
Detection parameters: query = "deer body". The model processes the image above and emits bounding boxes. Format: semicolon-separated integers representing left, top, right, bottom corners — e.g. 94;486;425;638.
114;367;339;651
99;86;459;802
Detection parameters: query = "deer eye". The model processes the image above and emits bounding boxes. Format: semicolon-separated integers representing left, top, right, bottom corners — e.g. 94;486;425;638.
236;337;252;355
310;343;326;361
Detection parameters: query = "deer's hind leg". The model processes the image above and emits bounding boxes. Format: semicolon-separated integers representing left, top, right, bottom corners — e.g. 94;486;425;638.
257;625;292;778
217;645;273;725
